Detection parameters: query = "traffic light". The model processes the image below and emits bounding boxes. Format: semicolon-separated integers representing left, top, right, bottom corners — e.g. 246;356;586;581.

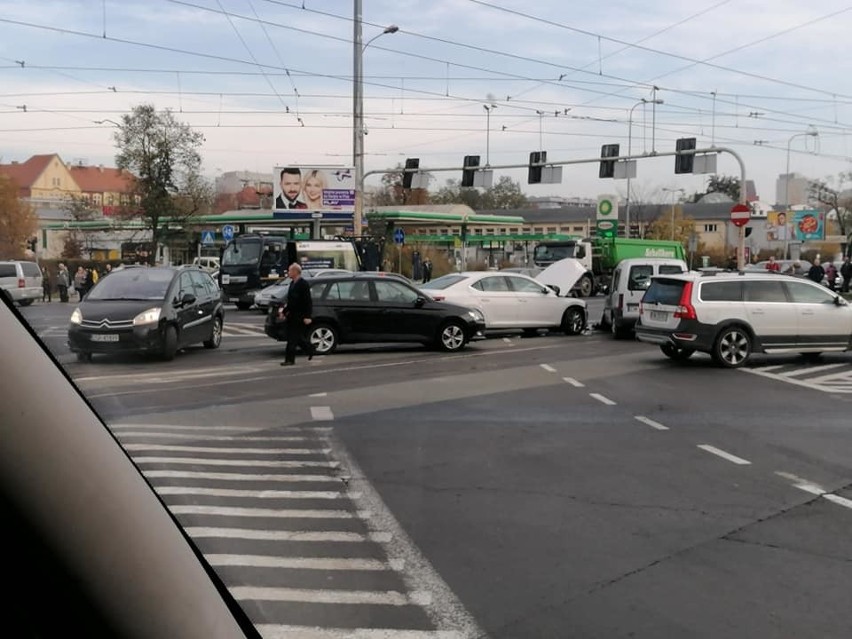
402;158;419;189
462;155;480;188
599;144;619;179
528;151;547;184
675;137;697;174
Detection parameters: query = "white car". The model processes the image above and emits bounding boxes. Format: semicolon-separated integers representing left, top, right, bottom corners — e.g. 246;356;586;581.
420;271;587;335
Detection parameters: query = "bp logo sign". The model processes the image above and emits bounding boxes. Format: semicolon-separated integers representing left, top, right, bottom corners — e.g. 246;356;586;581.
596;194;618;238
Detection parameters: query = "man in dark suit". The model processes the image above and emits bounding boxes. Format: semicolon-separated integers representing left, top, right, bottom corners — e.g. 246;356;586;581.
281;263;314;366
275;167;308;209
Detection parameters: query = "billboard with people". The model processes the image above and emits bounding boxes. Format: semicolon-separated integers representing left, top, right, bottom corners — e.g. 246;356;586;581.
765;211;791;241
272;166;355;212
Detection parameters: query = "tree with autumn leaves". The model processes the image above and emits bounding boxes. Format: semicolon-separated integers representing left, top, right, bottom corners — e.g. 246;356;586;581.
0;175;38;259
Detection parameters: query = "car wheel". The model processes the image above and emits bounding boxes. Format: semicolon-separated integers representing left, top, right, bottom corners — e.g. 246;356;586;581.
562;307;585;335
161;325;178;361
309;323;338;354
611;317;630;340
203;315;222;349
598;311;611;331
75;351;92;363
577;275;593;298
712;326;751;368
235;302;252;311
660;344;695;361
437;320;467;352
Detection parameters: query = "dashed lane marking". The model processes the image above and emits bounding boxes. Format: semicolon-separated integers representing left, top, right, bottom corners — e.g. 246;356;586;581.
540;364;557;373
634;415;669;431
563;377;585;388
589;393;616;406
697;444;751;465
311;406;335;421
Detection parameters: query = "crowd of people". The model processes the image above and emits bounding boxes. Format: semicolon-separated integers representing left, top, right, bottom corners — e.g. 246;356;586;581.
41;262;114;303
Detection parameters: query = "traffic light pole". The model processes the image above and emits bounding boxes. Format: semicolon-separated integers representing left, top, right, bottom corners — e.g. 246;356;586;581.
365;145;748;266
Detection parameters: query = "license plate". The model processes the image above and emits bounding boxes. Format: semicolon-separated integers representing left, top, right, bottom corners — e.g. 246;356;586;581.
627;303;639;311
650;311;667;321
91;333;119;342
221;274;230;284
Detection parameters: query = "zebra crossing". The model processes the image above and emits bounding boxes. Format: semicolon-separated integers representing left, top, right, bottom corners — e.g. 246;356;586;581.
110;422;479;638
222;321;267;338
742;360;852;394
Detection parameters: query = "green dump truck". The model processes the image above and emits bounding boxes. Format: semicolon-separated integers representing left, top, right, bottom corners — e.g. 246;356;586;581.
532;237;686;296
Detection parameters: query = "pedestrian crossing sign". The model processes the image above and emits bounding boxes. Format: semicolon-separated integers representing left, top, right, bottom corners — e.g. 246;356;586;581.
201;230;215;245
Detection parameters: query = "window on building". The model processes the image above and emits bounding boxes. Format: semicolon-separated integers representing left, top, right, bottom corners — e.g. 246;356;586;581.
486;228;495;235
703;224;718;233
547;227;557;234
533;227;543;234
108;195;114;205
93;194;102;205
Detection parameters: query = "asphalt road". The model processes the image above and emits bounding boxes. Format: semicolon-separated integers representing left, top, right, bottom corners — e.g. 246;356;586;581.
18;298;852;638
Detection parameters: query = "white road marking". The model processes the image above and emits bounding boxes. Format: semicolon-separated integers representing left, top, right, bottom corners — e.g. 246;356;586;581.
696;444;751;465
205;555;393;571
634;415;669;431
124;444;329;455
822;494;852;510
144;470;340;483
780;363;847;377
741;366;852;394
232;586;428;606
589;393;616;406
185;528;390;543
156;487;355;499
309;392;328;397
502;337;514;345
751;365;786;373
110;423;268;432
562;377;585;388
540;364;557;373
134;456;338;468
116;432;312;442
311;406;335;421
255;627;462;639
169;505;369;519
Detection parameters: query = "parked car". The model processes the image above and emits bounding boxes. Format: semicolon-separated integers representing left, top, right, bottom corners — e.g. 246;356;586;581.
600;257;688;338
253;268;352;311
68;265;224;362
419;271;587;335
0;260;43;306
191;256;220;272
265;273;485;353
635;271;852;368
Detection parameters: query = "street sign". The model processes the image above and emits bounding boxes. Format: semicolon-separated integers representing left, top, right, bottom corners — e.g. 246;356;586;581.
596;194;618;238
730;203;751;227
393;228;405;245
222;224;235;241
201;230;215;245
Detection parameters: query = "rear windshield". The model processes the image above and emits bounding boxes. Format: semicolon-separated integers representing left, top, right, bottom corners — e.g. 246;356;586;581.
0;264;16;278
420;275;467;290
86;268;174;301
643;278;686;306
21;262;42;277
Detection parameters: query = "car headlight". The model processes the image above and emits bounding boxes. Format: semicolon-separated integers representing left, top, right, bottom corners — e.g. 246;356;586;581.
468;309;485;322
133;307;162;326
70;308;82;325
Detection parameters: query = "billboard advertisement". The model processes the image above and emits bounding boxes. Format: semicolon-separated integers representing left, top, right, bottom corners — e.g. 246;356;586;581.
273;166;355;212
791;209;824;241
765;211;791;241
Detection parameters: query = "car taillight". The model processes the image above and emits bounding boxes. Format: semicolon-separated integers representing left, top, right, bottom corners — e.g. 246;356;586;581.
673;281;696;320
18;277;25;288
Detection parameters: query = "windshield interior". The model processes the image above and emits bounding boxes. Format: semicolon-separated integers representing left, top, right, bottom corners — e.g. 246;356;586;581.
85;269;173;301
222;240;262;266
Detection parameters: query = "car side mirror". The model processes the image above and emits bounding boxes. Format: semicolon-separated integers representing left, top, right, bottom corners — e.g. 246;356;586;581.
414;296;426;307
180;293;196;307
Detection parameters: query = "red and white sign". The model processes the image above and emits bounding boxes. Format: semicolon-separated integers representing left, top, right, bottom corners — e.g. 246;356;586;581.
730;203;751;227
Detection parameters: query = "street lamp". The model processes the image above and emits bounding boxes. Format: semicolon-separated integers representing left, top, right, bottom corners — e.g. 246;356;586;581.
784;127;818;209
662;187;685;241
353;1;398;237
483;104;497;166
625;98;664;236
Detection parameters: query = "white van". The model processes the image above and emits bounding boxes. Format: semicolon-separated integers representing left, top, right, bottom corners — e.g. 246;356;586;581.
601;257;688;338
192;256;220;273
0;260;43;306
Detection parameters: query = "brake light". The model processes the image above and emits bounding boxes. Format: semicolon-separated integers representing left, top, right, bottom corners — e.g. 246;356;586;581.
673;281;696;320
18;277;25;288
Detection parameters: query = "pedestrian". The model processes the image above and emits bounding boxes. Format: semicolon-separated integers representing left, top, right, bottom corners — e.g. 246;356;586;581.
806;257;825;285
57;263;70;303
841;256;852;293
104;263;113;276
765;255;780;272
280;262;314;367
825;262;838;291
41;265;52;302
74;266;87;300
423;258;433;283
85;267;98;293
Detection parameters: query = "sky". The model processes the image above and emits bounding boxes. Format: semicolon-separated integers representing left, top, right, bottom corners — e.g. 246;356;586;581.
1;0;851;204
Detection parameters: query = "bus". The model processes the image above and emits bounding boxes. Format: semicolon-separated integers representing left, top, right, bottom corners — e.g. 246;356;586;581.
219;234;361;309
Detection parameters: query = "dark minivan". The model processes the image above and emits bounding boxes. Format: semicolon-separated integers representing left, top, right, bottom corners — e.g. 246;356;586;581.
265;273;486;353
68;266;224;361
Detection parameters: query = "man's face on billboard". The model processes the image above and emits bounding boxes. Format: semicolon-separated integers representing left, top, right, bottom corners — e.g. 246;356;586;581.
281;172;301;200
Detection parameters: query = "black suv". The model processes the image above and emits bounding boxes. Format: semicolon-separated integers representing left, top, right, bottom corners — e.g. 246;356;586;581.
68;266;224;361
265;273;486;353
